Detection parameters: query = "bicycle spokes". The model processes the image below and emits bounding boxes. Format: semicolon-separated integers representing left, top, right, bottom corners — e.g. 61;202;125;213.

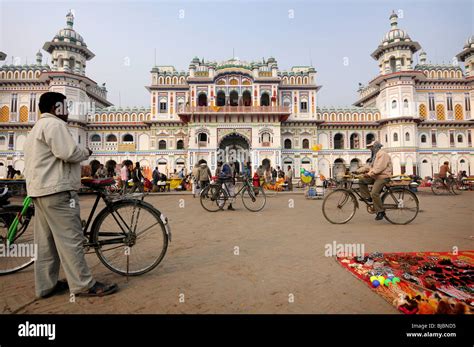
382;189;419;225
93;202;168;276
322;189;357;224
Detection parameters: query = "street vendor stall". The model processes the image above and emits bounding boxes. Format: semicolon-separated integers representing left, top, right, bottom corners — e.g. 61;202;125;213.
169;178;183;190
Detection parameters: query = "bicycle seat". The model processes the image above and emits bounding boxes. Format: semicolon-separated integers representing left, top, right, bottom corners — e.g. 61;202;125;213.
81;177;115;188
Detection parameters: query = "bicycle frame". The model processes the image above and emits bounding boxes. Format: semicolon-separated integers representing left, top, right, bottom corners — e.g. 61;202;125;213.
214;177;253;199
82;189;144;247
339;178;409;211
6;196;33;244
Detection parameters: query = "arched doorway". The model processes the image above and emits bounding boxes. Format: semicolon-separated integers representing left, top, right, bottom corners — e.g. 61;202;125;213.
420;159;431;179
218;133;250;173
198;93;208;106
334;133;344;149
242;90;252;106
283;158;293;173
216;91;226;106
261;158;270;170
349;158;360;172
333;158;346;179
260;93;270;106
301;158;311;171
157;158;168;176
366;133;375;145
350;134;360;149
175;158;186;173
459;158;469;175
229;91;239;106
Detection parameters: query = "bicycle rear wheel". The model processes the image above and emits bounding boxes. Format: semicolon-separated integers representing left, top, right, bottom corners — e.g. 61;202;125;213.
431;179;447;195
382;188;419;225
92;200;169;276
200;185;227;212
322;189;357;224
0;207;35;276
241;186;266;212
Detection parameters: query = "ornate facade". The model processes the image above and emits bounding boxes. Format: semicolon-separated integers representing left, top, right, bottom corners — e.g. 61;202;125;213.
0;12;472;179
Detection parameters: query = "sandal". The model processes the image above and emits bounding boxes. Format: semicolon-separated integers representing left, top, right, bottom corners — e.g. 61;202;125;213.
41;279;69;298
77;281;118;297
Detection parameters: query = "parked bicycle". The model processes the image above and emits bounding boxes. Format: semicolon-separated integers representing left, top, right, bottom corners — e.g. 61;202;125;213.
200;175;266;212
0;178;172;276
322;174;419;225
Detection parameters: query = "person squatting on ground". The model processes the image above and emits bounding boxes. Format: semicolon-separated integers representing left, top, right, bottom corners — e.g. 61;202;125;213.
355;140;393;221
24;92;118;298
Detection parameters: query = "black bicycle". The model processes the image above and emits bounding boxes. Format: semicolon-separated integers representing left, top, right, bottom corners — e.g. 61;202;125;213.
431;175;460;195
0;178;171;276
200;176;266;212
322;174;419;225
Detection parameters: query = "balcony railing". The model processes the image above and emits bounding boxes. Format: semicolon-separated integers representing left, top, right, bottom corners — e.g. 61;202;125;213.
178;105;291;114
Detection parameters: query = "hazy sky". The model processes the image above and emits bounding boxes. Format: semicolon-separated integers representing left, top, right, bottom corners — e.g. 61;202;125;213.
1;0;472;108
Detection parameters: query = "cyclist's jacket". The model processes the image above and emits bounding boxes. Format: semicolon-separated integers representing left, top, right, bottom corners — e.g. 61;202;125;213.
368;149;393;179
24;112;90;197
219;163;232;179
197;164;212;182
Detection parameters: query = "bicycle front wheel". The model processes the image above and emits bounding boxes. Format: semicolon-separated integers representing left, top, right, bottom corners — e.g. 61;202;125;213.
200;185;227;212
241;186;266;212
92;200;169;276
0;207;35;276
450;180;462;195
382;188;419;225
322;189;357;224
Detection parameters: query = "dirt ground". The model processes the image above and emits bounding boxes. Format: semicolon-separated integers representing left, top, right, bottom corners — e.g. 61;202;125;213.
1;188;472;314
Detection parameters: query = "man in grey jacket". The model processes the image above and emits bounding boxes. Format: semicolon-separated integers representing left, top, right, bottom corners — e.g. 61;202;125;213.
24;92;117;298
356;140;393;221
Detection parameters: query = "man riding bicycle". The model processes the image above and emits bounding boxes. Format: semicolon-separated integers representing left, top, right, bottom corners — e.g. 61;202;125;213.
438;161;453;187
355;140;393;221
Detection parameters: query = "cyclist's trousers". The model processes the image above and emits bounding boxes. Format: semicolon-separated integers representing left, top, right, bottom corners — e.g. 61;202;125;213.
33;191;95;297
358;177;390;213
